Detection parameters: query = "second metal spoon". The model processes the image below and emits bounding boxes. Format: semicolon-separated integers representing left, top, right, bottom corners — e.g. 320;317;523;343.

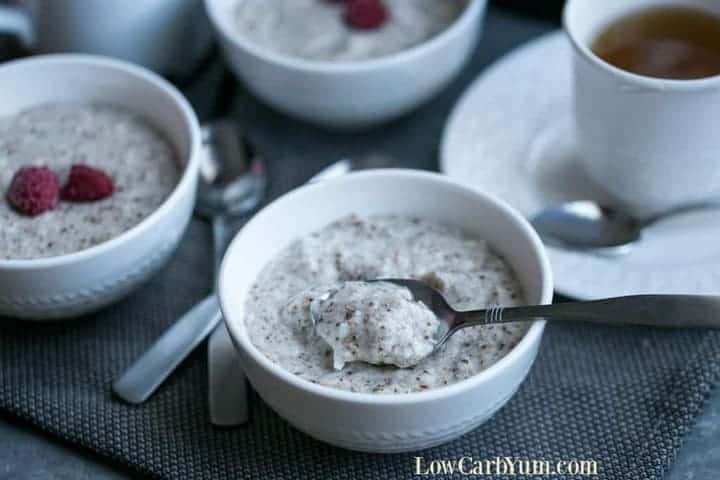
112;120;265;406
531;200;720;255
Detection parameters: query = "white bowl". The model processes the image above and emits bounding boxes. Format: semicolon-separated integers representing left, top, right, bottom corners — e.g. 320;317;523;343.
219;170;553;452
0;55;201;321
204;0;486;129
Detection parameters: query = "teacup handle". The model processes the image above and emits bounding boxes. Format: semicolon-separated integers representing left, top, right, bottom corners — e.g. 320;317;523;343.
0;6;33;47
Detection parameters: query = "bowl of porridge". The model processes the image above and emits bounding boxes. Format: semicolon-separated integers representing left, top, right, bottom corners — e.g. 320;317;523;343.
219;170;553;452
0;55;201;320
204;0;485;128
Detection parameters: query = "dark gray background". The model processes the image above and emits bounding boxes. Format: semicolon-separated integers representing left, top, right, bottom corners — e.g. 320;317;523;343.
1;6;719;479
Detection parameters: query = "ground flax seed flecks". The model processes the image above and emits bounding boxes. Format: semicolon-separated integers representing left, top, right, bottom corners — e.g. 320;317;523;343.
245;215;529;394
0;103;179;260
314;281;440;370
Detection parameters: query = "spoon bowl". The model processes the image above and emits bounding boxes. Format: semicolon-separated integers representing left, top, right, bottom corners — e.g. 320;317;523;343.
531;199;720;255
309;279;455;358
196;119;266;219
531;201;640;255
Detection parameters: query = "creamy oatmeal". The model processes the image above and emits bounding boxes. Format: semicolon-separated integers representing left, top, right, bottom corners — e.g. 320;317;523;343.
245;215;528;394
313;281;441;369
0;103;179;260
233;0;467;61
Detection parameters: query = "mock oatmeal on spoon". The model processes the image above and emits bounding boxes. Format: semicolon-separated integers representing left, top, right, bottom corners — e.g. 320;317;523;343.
232;0;467;62
311;280;441;369
0;103;179;260
244;215;527;394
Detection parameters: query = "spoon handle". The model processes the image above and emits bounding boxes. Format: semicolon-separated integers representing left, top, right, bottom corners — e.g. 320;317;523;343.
455;295;720;329
112;295;222;404
642;200;720;227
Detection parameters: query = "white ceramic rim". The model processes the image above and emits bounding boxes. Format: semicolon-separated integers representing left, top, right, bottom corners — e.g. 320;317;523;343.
204;0;483;73
219;169;553;406
562;0;720;91
0;54;201;270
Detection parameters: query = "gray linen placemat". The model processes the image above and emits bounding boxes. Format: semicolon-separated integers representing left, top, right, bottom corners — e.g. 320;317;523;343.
1;217;720;479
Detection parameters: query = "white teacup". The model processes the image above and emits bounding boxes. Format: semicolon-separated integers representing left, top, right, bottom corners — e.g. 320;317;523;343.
564;0;720;216
0;0;211;76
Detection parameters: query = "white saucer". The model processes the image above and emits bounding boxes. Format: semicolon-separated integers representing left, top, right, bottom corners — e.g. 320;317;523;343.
441;31;720;300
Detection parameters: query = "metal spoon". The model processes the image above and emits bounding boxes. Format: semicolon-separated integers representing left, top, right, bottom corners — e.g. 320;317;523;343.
531;200;720;255
311;279;720;364
112;119;266;406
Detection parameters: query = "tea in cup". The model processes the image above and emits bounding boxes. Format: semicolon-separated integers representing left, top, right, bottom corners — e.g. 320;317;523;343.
564;0;720;215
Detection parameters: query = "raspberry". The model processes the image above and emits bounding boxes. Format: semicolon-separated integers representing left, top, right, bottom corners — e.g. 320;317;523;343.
344;0;388;30
61;164;114;202
6;166;60;216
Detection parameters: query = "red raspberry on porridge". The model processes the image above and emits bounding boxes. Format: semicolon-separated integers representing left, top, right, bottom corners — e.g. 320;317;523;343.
0;103;179;260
